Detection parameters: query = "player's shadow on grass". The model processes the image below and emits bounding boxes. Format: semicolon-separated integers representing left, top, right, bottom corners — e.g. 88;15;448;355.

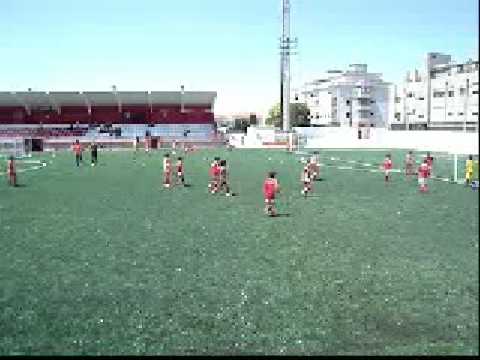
273;213;291;218
314;178;325;182
12;184;27;188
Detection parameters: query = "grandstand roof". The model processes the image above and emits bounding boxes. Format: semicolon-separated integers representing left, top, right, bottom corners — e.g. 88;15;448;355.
0;91;217;108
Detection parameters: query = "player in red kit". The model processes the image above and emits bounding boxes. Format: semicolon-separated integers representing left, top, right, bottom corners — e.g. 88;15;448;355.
405;151;415;177
301;160;313;197
425;152;434;178
72;140;83;167
208;157;221;194
264;172;280;216
6;156;17;187
418;159;430;192
219;159;232;196
163;153;172;188
310;152;320;180
383;154;393;183
175;157;185;186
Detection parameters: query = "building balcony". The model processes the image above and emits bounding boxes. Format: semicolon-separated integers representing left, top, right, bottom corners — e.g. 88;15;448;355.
355;105;371;111
356;94;371;99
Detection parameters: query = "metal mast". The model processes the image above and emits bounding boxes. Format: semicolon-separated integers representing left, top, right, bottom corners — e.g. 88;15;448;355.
279;0;297;131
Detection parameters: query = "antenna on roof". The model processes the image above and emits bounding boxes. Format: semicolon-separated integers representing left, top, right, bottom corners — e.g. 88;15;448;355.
181;85;185;113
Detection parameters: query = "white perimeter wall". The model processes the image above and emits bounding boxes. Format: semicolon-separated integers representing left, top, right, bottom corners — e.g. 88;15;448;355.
294;127;479;155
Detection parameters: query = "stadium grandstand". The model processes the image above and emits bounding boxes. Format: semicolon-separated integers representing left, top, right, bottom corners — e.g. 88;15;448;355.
0;90;222;152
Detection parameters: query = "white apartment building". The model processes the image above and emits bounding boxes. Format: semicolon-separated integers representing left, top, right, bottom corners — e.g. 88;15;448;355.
393;52;479;131
297;64;395;128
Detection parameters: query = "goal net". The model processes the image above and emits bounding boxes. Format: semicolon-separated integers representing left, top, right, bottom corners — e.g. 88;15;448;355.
288;132;308;155
422;152;479;184
0;138;26;159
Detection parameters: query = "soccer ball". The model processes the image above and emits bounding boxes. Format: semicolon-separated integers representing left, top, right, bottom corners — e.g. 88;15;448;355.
52;154;56;158
91;163;95;167
268;157;272;161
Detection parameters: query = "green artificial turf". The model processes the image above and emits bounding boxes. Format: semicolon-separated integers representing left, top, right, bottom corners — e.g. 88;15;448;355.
0;148;478;355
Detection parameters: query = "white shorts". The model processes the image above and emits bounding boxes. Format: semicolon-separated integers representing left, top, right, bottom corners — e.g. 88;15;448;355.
385;170;391;176
418;178;426;185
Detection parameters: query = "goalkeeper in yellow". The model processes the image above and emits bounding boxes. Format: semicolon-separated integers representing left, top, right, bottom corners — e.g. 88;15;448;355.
465;155;474;186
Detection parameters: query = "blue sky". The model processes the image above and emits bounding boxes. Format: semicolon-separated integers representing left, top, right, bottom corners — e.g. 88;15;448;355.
0;0;478;115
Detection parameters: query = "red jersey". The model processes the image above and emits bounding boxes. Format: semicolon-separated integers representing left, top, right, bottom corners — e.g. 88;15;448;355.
383;159;393;170
163;158;171;173
176;161;183;174
73;144;82;155
263;178;278;199
210;164;220;178
7;160;15;175
418;163;429;179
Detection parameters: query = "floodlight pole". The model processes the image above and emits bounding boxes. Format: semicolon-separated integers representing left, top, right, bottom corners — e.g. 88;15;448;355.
280;0;297;132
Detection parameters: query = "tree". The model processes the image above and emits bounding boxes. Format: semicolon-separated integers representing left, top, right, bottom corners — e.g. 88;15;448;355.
265;103;310;128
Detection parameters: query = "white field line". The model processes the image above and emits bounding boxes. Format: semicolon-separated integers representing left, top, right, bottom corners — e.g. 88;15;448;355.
0;162;47;176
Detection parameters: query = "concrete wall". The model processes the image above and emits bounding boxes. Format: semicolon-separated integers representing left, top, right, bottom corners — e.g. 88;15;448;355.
294;127;479;155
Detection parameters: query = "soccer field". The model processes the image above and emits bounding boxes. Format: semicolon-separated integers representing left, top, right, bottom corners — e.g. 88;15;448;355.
0;148;478;355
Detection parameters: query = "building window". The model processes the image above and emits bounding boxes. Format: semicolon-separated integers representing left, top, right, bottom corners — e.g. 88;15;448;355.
395;97;401;103
346;112;350;118
407;92;413;98
433;92;445;98
370;100;375;104
448;91;455;97
419;97;425;100
473;112;479;116
310;93;314;97
316;113;319;119
448;112;454;116
460;88;466;96
473;82;479;86
370;112;374;116
418;115;424;118
458;112;464;116
346;100;350;105
473;91;479;95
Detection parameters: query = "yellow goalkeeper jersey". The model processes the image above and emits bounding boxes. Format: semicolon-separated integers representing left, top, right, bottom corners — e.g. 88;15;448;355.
466;159;474;173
